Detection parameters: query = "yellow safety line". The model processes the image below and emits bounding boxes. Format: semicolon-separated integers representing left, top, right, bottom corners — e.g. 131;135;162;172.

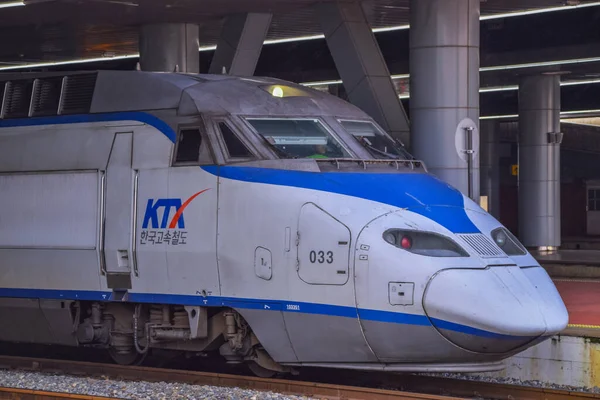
567;324;600;329
553;278;600;283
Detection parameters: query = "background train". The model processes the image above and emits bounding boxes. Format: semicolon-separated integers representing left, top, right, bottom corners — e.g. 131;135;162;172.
0;70;568;376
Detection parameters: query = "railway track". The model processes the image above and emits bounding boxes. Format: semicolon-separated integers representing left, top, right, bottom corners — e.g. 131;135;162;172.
0;355;596;400
0;387;113;399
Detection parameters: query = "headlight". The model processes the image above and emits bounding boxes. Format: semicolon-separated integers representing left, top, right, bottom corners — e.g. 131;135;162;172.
382;229;469;257
491;227;526;256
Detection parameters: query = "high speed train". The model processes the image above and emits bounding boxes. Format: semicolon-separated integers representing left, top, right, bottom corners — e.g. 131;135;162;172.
0;70;568;377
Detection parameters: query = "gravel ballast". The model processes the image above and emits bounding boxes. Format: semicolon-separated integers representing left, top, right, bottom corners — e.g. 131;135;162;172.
0;369;314;399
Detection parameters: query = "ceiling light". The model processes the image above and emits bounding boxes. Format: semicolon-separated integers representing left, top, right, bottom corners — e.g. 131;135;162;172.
481;109;600;120
0;1;24;8
480;56;600;72
0;54;139;71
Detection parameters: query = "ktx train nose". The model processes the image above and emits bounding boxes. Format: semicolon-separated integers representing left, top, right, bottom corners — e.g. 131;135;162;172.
423;266;567;354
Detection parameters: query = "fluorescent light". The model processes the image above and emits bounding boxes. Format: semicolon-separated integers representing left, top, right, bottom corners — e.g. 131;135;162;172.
480;56;600;72
193;3;600;51
372;24;410;33
480;114;518;120
264;34;327;45
480;1;600;20
301;79;343;87
481;109;600;120
198;45;217;52
480;85;519;93
561;78;600;87
301;74;600;94
0;54;139;71
561;108;600;116
0;1;24;8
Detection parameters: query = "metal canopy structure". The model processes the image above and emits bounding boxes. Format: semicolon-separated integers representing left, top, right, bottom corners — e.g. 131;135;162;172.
0;0;597;68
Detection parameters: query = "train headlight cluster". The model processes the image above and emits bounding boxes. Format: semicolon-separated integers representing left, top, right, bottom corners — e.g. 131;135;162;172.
383;229;469;257
491;227;527;256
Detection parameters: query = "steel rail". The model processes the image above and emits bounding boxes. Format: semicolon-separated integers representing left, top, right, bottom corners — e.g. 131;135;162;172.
0;387;114;399
399;375;600;400
0;355;459;400
0;354;597;400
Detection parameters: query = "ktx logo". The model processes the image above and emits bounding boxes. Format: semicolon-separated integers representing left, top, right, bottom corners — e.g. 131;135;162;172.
142;189;209;229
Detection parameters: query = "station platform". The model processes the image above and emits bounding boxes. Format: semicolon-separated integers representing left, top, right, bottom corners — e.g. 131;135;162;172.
553;279;600;337
533;249;600;281
534;249;600;266
530;249;600;336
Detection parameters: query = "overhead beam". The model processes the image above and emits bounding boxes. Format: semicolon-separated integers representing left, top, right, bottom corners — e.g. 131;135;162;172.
208;13;272;76
316;1;410;146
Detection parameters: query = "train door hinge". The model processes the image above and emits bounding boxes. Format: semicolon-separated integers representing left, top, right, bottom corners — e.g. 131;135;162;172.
295;259;300;271
295;232;300;246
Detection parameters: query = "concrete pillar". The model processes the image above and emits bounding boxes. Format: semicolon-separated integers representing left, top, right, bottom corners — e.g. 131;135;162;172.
139;23;199;73
518;74;562;250
208;13;272;76
316;1;410;145
409;0;480;200
480;120;500;218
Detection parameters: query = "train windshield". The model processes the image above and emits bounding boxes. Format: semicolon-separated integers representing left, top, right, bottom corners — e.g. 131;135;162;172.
338;119;413;160
246;118;352;159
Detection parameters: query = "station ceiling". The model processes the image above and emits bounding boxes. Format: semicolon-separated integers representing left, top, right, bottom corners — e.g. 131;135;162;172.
0;0;598;68
1;0;600;122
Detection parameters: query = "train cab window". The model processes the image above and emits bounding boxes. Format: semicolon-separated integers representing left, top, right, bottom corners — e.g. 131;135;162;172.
338;119;413;160
173;127;214;165
175;128;202;163
218;122;253;158
245;118;351;159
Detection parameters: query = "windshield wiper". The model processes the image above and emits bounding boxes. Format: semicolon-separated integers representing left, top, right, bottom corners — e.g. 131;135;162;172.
389;137;415;160
358;137;400;159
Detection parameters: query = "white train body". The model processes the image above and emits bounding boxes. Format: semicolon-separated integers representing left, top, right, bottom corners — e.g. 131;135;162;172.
0;71;567;374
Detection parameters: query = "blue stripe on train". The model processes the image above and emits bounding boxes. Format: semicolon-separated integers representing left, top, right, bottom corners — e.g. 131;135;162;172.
202;165;480;234
0;111;177;143
0;287;530;340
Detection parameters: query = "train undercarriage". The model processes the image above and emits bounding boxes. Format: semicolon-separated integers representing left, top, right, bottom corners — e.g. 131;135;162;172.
0;299;289;377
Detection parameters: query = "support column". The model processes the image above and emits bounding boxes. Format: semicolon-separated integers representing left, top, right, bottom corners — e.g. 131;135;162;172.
480;120;500;218
208;13;272;76
316;2;410;145
409;0;480;200
518;74;561;250
139;23;199;73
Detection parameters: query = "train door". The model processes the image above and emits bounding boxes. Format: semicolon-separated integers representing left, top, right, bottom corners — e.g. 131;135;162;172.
587;182;600;235
135;122;220;297
296;203;351;285
209;115;299;365
103;132;134;296
282;202;378;363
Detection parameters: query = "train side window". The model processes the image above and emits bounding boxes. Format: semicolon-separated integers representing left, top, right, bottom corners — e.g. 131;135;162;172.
175;128;202;163
173;127;214;165
218;122;253;158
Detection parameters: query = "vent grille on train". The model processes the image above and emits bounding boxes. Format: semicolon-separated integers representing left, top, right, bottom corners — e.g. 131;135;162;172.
0;72;97;119
31;77;63;117
60;73;97;115
2;79;34;118
457;234;505;257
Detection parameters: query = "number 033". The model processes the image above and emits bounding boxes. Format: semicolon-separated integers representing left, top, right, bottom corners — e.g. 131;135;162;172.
309;250;333;264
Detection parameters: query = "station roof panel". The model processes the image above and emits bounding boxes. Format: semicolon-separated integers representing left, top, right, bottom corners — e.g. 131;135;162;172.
0;0;597;67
